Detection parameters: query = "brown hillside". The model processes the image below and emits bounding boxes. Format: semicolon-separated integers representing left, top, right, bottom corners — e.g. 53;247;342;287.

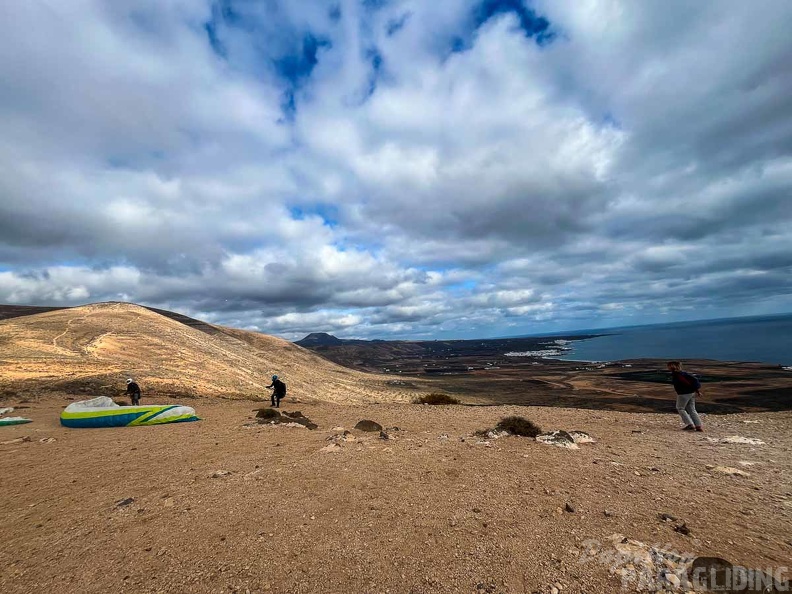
0;302;408;403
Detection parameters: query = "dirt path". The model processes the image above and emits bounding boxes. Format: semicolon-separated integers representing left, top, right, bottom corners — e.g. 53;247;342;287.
1;396;790;593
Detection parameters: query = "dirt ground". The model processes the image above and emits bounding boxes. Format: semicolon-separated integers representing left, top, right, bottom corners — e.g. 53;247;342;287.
1;395;791;594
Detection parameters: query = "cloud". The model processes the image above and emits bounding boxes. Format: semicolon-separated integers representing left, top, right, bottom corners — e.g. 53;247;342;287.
0;0;790;339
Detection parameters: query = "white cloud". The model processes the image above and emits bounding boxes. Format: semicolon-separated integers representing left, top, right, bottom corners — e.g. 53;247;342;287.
0;0;790;338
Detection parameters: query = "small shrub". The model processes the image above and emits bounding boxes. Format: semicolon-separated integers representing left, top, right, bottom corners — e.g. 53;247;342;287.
413;393;460;405
495;416;542;437
256;408;281;420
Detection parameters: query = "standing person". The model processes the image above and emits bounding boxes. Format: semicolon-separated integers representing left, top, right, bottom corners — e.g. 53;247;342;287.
126;378;142;406
266;375;286;408
667;361;703;432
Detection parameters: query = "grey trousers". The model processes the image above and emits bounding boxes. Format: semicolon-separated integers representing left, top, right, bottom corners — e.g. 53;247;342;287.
676;392;702;427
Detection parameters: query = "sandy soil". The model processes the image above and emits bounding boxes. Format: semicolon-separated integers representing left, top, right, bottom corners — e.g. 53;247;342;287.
2;395;790;594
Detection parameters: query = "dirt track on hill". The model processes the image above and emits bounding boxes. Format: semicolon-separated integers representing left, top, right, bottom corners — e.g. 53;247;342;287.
1;395;790;594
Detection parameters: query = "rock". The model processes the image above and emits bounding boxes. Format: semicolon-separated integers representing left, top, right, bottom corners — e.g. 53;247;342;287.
658;513;677;522
690;558;791;592
662;572;681;588
354;420;383;432
568;431;595;444
536;431;579;450
605;534;695;592
472;507;482;513
211;470;232;478
673;523;691;536
115;497;135;507
378;430;389;440
320;443;341;453
603;510;615;518
707;465;751;477
564;503;576;513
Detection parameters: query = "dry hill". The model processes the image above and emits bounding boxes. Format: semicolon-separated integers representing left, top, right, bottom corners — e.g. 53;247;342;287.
0;302;409;403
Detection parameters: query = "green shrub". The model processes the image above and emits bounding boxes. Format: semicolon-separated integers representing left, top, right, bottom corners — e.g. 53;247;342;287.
495;416;542;437
413;393;460;405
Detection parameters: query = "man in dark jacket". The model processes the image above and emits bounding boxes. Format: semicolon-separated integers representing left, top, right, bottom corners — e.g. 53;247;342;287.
126;378;141;406
266;375;286;408
667;361;703;431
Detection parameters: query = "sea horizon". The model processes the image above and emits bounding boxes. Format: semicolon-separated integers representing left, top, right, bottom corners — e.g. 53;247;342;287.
531;312;792;367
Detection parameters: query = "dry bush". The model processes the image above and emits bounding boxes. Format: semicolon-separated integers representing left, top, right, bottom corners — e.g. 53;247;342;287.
495;416;542;437
413;393;460;405
256;408;281;420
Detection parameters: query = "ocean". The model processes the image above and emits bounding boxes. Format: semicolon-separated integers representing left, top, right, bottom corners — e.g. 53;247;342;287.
553;313;792;366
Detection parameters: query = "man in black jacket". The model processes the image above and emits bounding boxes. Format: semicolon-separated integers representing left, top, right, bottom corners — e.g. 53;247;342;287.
266;375;286;408
126;378;141;406
667;361;703;431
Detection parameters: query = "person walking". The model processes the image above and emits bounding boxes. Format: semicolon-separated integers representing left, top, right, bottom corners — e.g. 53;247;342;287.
266;375;286;408
667;361;703;432
126;378;142;406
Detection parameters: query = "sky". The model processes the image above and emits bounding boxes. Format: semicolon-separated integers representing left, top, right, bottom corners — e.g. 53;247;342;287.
1;0;791;340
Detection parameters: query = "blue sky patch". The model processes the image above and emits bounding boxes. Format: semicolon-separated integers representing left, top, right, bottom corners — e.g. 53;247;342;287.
289;204;339;229
452;0;555;53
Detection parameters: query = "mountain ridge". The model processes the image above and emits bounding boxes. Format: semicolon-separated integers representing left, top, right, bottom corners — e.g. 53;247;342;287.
0;302;409;403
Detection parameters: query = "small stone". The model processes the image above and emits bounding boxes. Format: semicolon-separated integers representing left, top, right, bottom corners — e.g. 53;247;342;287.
550;587;559;594
379;430;389;440
472;507;482;513
354;419;383;432
673;523;691;536
211;470;232;478
658;513;677;522
603;510;615;518
564;503;576;513
115;497;135;507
